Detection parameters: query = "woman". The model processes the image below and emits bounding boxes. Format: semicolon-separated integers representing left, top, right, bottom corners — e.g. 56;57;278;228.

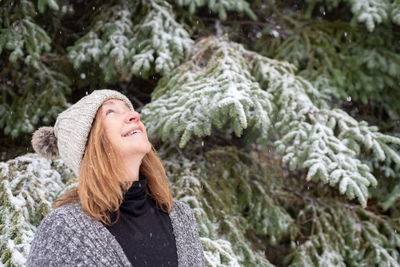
27;89;204;267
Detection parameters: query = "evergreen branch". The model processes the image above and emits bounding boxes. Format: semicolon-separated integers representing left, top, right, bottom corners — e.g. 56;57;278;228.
200;237;241;266
349;0;390;32
143;36;400;207
131;0;194;77
141;36;273;148
255;20;400;114
392;0;400;26
0;18;51;66
0;61;71;138
37;0;59;13
160;144;291;265
67;0;193;82
0;154;72;267
286;198;400;266
251;48;399;207
379;184;400;211
174;0;257;21
67;2;134;82
305;0;393;31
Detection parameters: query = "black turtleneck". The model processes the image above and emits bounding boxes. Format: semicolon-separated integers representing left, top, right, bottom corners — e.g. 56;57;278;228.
105;173;178;267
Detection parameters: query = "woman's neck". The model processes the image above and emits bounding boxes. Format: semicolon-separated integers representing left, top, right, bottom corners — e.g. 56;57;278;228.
122;154;145;182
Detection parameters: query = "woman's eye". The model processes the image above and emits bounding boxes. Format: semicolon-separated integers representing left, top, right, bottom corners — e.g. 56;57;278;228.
106;109;114;115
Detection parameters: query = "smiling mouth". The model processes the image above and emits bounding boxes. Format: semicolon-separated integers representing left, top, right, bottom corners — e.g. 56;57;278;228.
122;129;143;137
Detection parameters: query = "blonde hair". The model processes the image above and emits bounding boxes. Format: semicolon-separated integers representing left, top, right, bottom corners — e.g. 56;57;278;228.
54;106;173;225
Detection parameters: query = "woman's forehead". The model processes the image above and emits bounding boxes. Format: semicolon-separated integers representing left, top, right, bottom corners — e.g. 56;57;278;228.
102;99;130;109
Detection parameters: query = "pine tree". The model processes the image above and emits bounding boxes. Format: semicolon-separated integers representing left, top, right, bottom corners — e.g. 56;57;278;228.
1;0;400;266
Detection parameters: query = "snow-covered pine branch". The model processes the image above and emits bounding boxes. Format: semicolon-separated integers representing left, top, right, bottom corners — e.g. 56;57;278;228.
143;36;400;207
1;61;71;138
0;0;52;68
0;1;72;139
0;154;74;267
252;51;400;207
174;0;256;21
200;237;241;267
393;0;400;25
160;145;287;266
37;0;59;13
286;199;400;266
67;0;193;82
349;0;390;31
130;0;193;77
305;0;397;31
141;36;273;148
257;20;400;116
67;2;135;82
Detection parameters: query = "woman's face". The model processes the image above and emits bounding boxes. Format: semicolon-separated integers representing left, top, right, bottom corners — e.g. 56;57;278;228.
100;99;152;159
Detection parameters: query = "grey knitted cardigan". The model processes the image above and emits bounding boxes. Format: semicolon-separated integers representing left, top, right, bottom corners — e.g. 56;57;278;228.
27;200;205;267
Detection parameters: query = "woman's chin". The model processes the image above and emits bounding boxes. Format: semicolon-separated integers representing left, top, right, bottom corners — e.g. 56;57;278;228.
129;142;152;155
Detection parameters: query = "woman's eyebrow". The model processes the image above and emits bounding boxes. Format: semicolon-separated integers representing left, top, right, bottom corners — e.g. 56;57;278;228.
103;101;130;110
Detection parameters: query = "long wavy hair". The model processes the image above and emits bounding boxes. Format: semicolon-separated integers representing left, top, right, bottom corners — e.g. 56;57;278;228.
53;105;174;225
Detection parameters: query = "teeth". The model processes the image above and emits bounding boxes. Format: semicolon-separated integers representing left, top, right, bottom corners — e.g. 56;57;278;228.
125;129;142;137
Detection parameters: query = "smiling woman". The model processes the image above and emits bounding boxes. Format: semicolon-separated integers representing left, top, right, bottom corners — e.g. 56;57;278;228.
27;90;205;267
101;99;153;179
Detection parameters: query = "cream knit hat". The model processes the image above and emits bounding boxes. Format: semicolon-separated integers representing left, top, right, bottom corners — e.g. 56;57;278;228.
31;89;134;176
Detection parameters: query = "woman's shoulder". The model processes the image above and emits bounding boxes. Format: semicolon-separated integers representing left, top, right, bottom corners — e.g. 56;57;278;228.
31;202;100;250
171;199;194;217
27;203;84;266
170;199;205;266
172;199;190;210
170;199;198;228
39;202;85;227
30;203;90;248
46;202;81;216
28;203;128;267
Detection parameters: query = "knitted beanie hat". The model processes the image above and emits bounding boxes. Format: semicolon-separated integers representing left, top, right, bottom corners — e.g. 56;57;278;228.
31;89;134;177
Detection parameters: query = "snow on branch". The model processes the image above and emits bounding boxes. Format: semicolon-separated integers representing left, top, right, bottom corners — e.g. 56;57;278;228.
37;0;59;13
67;0;193;81
131;0;194;77
0;1;58;67
306;0;395;31
392;0;400;25
0;18;51;67
143;35;400;207
141;36;273;148
200;237;241;266
1;61;71;138
286;199;400;266
349;0;390;31
251;52;400;207
174;0;257;21
67;3;134;82
0;154;74;267
161;145;282;265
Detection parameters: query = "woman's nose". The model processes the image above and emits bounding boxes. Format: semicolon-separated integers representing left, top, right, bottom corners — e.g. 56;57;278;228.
124;111;140;123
